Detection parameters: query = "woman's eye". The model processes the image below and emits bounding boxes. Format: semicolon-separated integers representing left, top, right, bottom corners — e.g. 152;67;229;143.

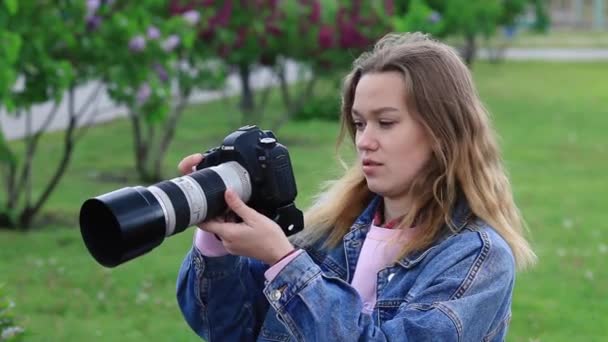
379;121;394;128
353;121;365;130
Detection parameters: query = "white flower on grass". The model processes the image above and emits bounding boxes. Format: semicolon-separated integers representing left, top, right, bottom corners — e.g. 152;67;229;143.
1;326;25;340
562;218;573;229
584;270;594;280
136;291;149;304
97;291;105;301
556;248;567;257
599;244;607;254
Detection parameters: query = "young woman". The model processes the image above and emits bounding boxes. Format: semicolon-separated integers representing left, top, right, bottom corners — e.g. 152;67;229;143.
175;32;536;341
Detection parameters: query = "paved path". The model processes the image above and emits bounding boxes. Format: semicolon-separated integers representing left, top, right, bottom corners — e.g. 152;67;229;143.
478;47;608;61
2;48;607;141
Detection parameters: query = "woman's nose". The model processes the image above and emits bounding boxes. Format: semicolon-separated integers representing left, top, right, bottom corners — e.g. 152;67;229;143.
356;126;379;151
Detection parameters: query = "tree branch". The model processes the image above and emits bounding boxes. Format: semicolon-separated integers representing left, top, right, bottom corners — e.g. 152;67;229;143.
12;95;62;207
129;108;149;181
154;88;191;179
24;88;79;227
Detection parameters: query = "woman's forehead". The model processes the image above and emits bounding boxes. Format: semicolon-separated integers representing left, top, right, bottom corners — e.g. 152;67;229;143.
352;72;408;112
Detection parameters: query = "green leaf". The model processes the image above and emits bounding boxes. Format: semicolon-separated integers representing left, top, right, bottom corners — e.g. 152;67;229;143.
0;131;17;167
4;0;18;15
3;96;16;113
181;30;195;50
2;31;22;64
319;0;338;24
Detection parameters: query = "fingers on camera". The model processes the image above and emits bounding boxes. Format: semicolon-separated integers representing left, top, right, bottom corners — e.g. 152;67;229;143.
178;153;203;175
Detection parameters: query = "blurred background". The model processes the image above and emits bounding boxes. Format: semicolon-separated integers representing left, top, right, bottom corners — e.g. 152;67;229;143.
0;0;606;341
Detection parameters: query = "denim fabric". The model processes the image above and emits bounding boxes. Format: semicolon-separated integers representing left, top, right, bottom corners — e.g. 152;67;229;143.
176;196;515;341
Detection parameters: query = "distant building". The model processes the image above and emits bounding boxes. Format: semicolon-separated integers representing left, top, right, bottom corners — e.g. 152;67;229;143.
550;0;607;29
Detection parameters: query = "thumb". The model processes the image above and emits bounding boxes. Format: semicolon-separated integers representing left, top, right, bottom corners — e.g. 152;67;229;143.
224;189;258;223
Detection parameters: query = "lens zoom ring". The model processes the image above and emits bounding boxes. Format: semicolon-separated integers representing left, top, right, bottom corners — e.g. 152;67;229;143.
156;181;190;233
189;169;227;219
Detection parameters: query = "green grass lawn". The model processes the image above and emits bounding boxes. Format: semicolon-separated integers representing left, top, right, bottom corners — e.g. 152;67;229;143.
1;61;607;341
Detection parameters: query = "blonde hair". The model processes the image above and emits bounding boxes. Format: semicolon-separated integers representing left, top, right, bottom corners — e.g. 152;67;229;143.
297;32;536;270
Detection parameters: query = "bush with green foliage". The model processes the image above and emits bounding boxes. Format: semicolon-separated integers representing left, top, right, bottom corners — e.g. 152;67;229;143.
0;0;105;228
91;1;226;182
392;0;545;64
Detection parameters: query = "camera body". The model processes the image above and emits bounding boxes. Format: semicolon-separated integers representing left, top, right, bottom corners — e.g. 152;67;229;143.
196;125;303;235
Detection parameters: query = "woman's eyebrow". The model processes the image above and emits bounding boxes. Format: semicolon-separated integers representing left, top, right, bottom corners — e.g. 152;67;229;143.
351;107;399;117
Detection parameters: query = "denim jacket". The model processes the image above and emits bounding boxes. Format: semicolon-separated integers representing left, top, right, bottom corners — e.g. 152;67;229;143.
176;196;515;341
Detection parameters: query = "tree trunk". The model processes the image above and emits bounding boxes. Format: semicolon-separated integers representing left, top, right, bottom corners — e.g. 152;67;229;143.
18;88;78;228
152;88;191;182
238;63;255;125
129;110;153;182
463;33;477;66
271;62;317;132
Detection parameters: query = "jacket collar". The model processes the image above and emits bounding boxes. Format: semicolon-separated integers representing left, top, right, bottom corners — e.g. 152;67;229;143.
349;194;474;268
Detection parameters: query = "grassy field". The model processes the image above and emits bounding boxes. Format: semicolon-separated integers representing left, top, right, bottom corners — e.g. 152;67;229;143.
0;61;607;341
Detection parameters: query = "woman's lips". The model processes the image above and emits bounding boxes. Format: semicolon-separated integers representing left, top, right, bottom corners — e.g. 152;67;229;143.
362;159;383;174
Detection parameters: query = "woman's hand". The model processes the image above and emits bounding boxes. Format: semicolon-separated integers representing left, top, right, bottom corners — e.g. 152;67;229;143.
177;153;295;265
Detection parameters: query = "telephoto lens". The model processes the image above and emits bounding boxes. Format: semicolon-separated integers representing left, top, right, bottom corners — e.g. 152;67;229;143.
79;161;251;268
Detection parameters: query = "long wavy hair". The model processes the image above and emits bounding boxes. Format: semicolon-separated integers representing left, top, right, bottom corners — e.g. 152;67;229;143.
297;32;536;270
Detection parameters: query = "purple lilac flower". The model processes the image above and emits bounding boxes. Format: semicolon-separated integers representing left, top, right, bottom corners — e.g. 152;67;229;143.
309;1;320;23
86;0;101;16
147;26;161;40
136;83;151;105
318;25;333;49
154;63;169;83
428;11;441;24
129;35;146;52
86;15;102;31
182;10;200;25
210;2;232;27
161;35;180;52
339;22;366;49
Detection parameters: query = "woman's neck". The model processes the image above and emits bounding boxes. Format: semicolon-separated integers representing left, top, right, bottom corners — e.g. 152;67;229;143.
382;195;412;223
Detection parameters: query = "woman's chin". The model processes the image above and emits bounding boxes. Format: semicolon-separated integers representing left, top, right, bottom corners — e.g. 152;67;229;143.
366;182;388;196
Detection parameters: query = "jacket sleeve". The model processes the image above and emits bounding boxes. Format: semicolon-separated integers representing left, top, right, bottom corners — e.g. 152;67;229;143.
262;230;515;341
176;246;270;341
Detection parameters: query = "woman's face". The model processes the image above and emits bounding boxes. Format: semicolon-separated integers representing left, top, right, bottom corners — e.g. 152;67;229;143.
351;71;432;199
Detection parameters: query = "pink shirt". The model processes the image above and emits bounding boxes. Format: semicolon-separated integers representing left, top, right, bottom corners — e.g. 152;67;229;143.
350;223;415;313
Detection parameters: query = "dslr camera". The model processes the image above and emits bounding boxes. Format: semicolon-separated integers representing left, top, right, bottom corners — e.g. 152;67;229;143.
79;125;304;267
